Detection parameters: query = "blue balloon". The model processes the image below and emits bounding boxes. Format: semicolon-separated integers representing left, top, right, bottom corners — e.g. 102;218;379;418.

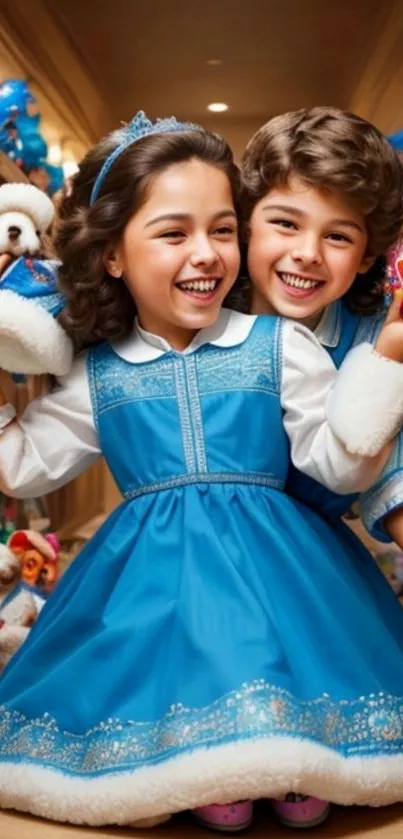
44;162;64;195
0;121;23;164
20;132;48;168
0;80;36;122
15;113;41;137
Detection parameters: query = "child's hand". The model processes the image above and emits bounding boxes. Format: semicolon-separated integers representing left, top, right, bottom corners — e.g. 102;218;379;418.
375;291;403;362
385;506;403;550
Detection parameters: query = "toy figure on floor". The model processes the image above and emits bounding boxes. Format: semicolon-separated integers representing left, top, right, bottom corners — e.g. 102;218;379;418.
0;542;39;670
0;111;403;832
0;529;59;670
7;530;60;598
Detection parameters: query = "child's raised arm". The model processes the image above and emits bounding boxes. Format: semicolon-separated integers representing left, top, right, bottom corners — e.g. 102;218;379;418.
0;355;100;498
281;321;403;494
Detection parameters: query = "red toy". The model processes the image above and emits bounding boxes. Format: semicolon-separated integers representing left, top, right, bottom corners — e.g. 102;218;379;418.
7;529;61;596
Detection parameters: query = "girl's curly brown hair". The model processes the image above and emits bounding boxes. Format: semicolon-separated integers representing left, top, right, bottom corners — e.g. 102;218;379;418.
241;107;403;315
55;126;242;346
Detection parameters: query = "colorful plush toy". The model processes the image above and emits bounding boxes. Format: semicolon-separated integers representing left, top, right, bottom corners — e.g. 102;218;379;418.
7;529;61;597
0;182;73;375
385;240;403;302
385;132;403;314
0;530;61;669
0;542;39;670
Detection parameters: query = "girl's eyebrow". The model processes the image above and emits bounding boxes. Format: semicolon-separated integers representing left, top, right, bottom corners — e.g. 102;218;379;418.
145;209;237;228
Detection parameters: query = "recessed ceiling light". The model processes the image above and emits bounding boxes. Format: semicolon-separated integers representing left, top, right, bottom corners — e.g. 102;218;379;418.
206;59;223;66
207;102;229;113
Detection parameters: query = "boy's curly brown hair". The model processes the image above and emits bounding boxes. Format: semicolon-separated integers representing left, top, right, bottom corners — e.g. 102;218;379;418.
55;126;242;346
241;107;403;314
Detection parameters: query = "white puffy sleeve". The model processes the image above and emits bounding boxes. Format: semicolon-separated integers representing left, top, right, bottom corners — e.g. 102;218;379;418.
280;321;402;494
0;353;101;498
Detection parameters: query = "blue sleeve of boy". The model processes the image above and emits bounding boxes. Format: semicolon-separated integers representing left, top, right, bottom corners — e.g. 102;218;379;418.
285;465;358;521
360;432;403;543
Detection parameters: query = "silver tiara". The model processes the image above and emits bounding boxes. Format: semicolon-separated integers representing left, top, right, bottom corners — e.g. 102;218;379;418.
90;110;200;204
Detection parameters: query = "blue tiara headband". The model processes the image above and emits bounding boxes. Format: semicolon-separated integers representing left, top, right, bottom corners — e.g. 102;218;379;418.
90;110;200;205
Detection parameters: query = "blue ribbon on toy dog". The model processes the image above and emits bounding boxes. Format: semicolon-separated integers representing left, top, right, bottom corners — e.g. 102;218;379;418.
0;256;73;376
0;257;65;316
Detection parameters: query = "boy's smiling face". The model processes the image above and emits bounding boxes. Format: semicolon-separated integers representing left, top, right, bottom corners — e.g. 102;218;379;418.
247;176;373;328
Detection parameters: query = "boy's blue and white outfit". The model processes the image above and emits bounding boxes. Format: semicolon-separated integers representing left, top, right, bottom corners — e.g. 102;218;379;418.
287;298;403;541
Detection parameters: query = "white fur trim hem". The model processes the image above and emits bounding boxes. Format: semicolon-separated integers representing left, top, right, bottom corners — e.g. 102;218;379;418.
0;737;402;826
0;289;73;375
328;343;403;456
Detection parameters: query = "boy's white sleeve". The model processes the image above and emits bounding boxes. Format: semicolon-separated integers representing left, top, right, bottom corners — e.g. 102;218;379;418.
0;353;101;498
280;321;401;494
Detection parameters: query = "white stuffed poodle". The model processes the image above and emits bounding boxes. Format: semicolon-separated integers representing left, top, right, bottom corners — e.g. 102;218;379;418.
0;182;73;376
0;183;54;257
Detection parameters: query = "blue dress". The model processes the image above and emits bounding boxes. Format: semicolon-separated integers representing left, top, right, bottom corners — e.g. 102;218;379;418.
0;315;403;826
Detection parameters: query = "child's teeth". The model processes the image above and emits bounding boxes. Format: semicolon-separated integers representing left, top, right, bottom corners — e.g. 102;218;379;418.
180;280;217;291
281;273;320;289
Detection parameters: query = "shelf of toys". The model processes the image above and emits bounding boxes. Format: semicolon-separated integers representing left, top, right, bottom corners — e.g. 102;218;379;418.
0;78;108;552
0;246;106;549
0;86;54;543
0;366;51;541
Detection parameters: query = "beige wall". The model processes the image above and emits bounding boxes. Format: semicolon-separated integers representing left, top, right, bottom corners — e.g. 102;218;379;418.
347;0;403;134
203;117;264;161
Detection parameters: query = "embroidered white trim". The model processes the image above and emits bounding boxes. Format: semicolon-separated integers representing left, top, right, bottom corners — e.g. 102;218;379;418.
0;403;16;432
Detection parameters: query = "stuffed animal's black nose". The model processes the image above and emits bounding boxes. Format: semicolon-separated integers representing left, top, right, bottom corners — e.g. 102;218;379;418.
8;225;21;241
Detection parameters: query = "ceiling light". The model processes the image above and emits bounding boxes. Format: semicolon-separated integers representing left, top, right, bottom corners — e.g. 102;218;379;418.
207;102;228;113
206;59;223;66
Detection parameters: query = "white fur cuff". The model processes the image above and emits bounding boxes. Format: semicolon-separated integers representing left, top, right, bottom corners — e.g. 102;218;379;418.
328;343;403;456
0;289;73;376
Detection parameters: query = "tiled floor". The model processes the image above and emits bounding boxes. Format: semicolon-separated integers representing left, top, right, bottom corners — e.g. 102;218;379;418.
1;805;403;839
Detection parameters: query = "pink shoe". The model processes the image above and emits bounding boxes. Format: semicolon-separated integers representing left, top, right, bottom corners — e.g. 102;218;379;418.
271;795;330;828
192;801;253;832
